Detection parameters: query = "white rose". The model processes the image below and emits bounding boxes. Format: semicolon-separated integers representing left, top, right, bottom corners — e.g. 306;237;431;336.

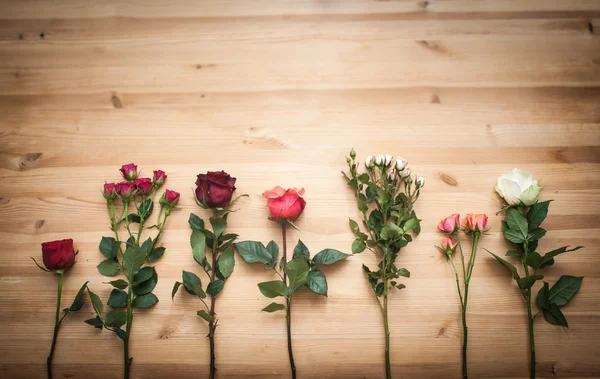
416;176;425;188
374;154;384;166
495;168;542;206
387;169;396;181
384;154;393;166
365;155;373;169
395;157;407;171
399;166;411;178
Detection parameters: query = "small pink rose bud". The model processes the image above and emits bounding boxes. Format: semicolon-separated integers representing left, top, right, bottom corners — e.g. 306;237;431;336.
117;182;136;200
465;213;488;232
395;157;408;171
388;169;396;181
440;236;458;256
438;213;460;233
160;189;180;208
103;182;118;200
119;163;138;181
153;170;167;187
399;166;411;178
134;177;153;195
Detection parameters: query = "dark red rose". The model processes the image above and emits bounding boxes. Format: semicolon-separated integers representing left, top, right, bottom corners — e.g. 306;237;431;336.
195;171;236;208
134;177;153;195
117;181;136;199
119;163;138;181
103;182;118;200
153;170;167;187
262;186;306;221
41;239;76;271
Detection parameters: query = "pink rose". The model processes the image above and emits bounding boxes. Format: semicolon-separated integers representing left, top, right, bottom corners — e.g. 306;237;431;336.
438;213;460;233
153;170;167;187
103;182;119;200
119;163;138;181
263;186;306;221
440;236;457;256
134;177;153;195
117;182;136;199
465;213;488;232
160;189;180;207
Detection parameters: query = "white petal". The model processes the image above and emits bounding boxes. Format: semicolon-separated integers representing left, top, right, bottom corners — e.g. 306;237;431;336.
520;184;542;206
499;178;521;205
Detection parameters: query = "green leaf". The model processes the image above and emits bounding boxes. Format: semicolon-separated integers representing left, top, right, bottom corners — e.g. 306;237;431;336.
206;280;225;296
527;228;547;241
257;280;288;298
284;257;310;291
133;266;154;285
66;281;89;312
518;275;544;289
125;214;141;223
525;252;542;269
375;283;384;297
105;310;127;328
401;218;419;234
172;281;182;299
487;250;520;281
307;270;328;296
107;279;128;290
138;198;154;220
189;213;205;230
116;328;127;340
351;239;366;254
262;302;286;312
182;270;202;295
537;282;550;309
504;229;526;244
312;249;351;266
97;259;121;277
349;219;360;234
191;230;206;265
84;316;103;329
133;268;157;296
235;241;272;265
217;246;235;279
265;240;279;268
133;293;159;308
87;288;104;317
358;173;369;183
537;246;583;269
357;199;368;213
527;200;551;230
543;303;569;327
140;237;153;255
505;208;529;240
147;246;165;261
547;276;583;306
506;250;522;258
99;237;119;260
293;240;310;260
197;310;214;323
122;246;146;278
395;268;410;278
107;289;128;308
210;216;227;238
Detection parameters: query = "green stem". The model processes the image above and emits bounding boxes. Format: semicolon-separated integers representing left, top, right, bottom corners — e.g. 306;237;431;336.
123;201;134;241
522;240;535;379
449;257;467;379
123;282;133;379
281;223;296;379
383;290;391;379
47;272;63;379
150;208;167;251
208;229;218;379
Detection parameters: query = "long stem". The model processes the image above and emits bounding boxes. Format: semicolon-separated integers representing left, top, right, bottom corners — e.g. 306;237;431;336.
522;240;535;379
208;213;219;379
124;282;133;379
383;290;391;379
47;273;63;379
281;223;296;379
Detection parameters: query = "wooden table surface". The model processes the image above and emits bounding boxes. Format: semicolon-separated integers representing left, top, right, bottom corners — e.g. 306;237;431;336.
1;1;599;378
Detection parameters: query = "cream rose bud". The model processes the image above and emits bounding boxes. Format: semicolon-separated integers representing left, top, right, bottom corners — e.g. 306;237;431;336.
387;169;396;181
384;154;393;166
416;176;425;188
374;154;384;166
365;155;374;169
395;157;407;171
495;168;543;206
399;166;411;178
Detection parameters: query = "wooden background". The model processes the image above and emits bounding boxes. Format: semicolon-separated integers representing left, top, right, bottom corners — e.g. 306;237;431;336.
1;1;599;378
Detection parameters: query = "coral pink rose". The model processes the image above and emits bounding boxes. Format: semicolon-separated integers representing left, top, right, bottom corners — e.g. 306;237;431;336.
465;213;488;232
263;186;306;221
438;213;460;233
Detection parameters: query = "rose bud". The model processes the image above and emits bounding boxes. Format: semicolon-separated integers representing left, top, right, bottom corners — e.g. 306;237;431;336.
416;176;425;188
399;166;411;179
438;213;460;234
374;154;384;166
263;186;306;222
153;170;167;187
118;181;136;200
195;171;237;208
465;213;488;232
160;189;180;207
495;168;542;206
350;148;356;159
41;239;76;271
395;157;408;171
134;177;153;195
384;154;393;167
119;163;138;181
103;182;119;200
440;236;458;256
387;169;396;181
365;156;374;169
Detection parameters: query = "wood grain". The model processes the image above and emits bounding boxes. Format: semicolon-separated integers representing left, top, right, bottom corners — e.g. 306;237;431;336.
0;1;599;378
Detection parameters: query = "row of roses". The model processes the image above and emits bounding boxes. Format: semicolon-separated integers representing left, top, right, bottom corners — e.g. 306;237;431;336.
34;160;582;379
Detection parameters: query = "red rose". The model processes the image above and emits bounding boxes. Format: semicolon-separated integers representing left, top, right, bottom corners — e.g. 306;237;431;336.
161;189;180;207
41;239;76;271
117;181;136;199
119;163;138;181
262;186;306;221
134;177;153;195
103;182;118;200
153;170;167;187
195;171;237;208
